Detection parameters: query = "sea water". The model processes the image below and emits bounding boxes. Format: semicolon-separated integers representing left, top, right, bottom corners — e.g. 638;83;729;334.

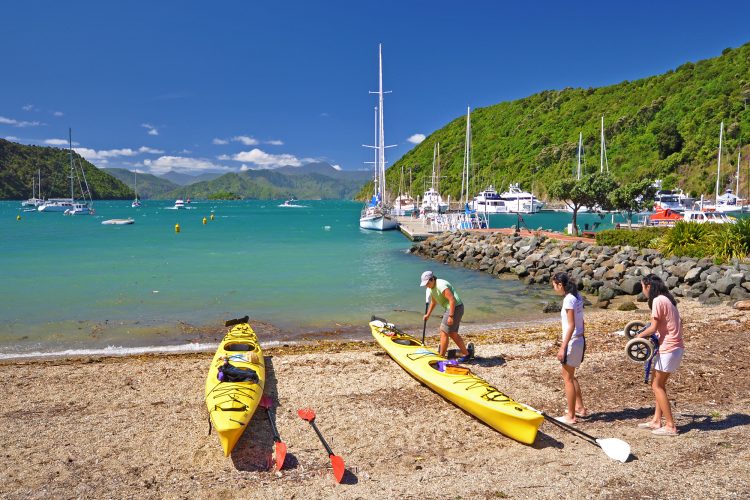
0;200;624;358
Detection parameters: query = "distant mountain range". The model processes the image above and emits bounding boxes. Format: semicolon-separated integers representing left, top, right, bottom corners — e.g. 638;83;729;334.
158;163;371;200
103;168;180;199
159;170;225;186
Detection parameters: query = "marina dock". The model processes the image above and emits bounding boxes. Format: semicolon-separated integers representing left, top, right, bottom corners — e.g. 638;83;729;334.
395;215;443;241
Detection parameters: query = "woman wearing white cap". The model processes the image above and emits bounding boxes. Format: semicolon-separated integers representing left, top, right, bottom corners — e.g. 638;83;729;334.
420;271;474;362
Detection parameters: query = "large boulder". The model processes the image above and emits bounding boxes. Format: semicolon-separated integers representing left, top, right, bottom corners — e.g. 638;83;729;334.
620;278;642;295
733;300;750;310
714;277;736;295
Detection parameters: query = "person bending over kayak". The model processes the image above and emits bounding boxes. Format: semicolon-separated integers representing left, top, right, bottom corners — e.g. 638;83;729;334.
420;271;474;362
552;272;588;424
635;273;684;437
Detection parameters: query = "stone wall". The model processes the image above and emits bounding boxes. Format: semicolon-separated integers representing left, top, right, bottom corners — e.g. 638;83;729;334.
409;231;750;308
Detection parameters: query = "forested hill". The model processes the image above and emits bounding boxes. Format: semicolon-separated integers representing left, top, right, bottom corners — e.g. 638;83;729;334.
0;139;132;199
103;168;179;199
362;42;750;201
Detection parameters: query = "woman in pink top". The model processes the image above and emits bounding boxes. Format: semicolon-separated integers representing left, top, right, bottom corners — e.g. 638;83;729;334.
637;274;684;436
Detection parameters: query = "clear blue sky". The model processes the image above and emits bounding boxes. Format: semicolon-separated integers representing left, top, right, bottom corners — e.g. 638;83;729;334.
2;0;749;175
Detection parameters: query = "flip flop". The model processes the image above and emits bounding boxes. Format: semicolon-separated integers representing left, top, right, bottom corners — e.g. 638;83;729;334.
651;427;678;436
637;422;659;429
575;410;591;418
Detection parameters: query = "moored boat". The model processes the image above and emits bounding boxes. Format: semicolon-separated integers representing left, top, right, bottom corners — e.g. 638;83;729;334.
369;318;543;445
205;316;266;456
102;218;135;225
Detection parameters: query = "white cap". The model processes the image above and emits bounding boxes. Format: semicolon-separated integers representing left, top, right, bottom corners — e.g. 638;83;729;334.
420;271;434;286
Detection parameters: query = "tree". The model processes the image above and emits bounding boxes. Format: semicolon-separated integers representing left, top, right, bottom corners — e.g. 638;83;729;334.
654;123;684;159
608;179;656;228
548;173;619;236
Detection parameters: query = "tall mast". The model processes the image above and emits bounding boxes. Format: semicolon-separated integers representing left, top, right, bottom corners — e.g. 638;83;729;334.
461;106;471;205
736;148;741;197
373;106;379;199
377;43;386;204
716;121;724;205
577;131;583;180
600;116;609;173
69;128;74;200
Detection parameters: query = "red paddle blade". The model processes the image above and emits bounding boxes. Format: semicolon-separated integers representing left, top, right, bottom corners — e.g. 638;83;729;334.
260;395;272;409
297;408;316;421
275;442;287;471
330;454;345;483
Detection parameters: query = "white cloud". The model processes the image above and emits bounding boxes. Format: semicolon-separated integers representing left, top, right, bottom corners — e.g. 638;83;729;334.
232;135;259;146
5;136;19;141
22;104;36;112
53;111;64;117
266;139;284;146
141;123;159;136
44;138;76;146
138;146;164;154
331;164;342;171
407;133;426;144
217;154;231;160
213;138;229;145
0;116;42;127
143;155;232;175
239;164;250;171
75;147;139;161
231;148;302;168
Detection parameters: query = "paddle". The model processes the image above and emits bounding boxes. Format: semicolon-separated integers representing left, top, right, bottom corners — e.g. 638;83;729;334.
421;288;430;344
297;408;345;483
541;411;631;463
259;395;287;471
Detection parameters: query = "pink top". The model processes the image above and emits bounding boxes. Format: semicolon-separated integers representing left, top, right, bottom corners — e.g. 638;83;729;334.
651;295;684;353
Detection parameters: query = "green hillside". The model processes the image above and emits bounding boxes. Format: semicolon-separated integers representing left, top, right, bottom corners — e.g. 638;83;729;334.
103;168;179;199
360;42;750;201
158;167;368;200
0;139;132;199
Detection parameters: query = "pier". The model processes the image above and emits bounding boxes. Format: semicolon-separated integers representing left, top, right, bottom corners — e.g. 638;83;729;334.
394;215;441;241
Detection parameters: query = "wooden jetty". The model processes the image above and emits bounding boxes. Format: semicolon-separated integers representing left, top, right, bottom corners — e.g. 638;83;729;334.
394;215;442;241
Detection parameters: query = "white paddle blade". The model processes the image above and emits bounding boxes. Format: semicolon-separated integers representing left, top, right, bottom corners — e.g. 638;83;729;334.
596;438;631;463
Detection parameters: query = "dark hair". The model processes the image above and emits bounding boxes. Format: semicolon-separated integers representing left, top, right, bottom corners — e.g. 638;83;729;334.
552;272;580;299
641;274;676;309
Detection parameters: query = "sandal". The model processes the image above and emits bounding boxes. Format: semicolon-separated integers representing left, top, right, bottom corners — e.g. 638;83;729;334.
637;422;659;429
575;410;591;418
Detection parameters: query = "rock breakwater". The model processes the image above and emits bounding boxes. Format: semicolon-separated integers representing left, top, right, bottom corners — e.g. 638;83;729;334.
409;231;750;308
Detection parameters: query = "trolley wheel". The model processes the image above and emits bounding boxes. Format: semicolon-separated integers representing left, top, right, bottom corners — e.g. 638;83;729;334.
625;338;655;363
623;320;647;339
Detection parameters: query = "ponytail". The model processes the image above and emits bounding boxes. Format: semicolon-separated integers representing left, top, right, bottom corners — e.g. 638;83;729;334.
552;272;580;299
641;274;676;309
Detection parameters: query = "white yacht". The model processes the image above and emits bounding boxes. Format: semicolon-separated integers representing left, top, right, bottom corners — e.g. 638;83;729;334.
64;203;93;216
359;44;398;231
22;170;45;207
173;199;186;209
131;170;141;207
392;193;416;216
37;129;93;214
421;143;449;214
470;185;506;213
499;183;544;213
38;197;75;212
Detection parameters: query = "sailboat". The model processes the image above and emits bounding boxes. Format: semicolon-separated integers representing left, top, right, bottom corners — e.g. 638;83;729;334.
21;169;45;208
698;122;745;213
359;44;398;231
38;129;94;215
131;170;141;207
392;167;416;216
421;143;449;214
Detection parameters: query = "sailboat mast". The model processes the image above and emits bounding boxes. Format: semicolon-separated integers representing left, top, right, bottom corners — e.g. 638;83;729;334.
577;132;582;180
373;106;378;199
69;128;74;200
600;116;609;173
462;106;471;206
377;43;386;205
736;148;741;197
716;121;724;206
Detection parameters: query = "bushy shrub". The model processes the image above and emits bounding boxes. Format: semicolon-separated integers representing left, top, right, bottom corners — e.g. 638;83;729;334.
658;221;711;257
710;218;750;260
595;227;668;248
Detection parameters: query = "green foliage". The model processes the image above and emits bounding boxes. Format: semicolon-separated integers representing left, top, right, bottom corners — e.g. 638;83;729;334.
0;139;132;199
658;221;712;257
103;168;179;199
208;191;241;200
608;179;656;218
548;173;618;235
595;227;669;248
709;218;750;260
357;41;750;201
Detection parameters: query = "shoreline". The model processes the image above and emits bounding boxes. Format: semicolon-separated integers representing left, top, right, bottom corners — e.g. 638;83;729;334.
1;299;748;498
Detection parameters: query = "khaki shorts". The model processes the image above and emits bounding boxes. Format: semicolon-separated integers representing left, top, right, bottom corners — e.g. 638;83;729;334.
440;304;464;334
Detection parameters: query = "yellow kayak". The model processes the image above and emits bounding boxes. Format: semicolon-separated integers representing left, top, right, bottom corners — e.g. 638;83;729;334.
205;317;266;456
369;318;543;445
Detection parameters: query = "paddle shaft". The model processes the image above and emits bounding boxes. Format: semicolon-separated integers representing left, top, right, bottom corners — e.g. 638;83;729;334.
421;294;430;344
265;407;282;443
308;418;335;457
541;411;599;444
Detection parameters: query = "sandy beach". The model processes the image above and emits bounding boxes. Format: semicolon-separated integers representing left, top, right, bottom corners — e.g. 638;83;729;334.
1;300;748;499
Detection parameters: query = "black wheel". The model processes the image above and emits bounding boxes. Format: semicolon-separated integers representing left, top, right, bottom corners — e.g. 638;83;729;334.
623;320;647;339
625;338;654;363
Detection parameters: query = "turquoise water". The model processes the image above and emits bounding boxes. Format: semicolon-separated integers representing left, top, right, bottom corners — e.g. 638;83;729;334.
0;200;635;357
